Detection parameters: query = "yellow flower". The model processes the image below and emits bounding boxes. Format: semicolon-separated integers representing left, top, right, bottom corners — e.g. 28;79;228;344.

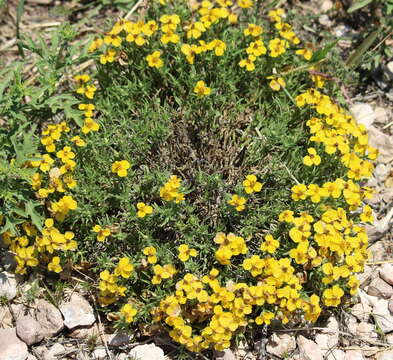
291;184;308;201
260;234;279;254
100;49;117;64
360;205;373;223
255;312;274;326
92;225;111;242
82;118;100;134
111;160;131;177
136;202;153;218
243;174;263;194
239;55;256;71
246;40;267;56
242;255;264;276
115;257;134;279
56;146;75;163
185;21;206;39
160;14;181;32
267;76;285;91
70;136;86;147
278;210;294;223
178;244;198;262
181;44;198;64
104;33;122;47
48;256;62;273
238;0;253;8
228;194;246;211
193;81;211;97
323;285;344;307
244;23;262;37
152;264;176;284
142;20;159;36
268;38;288;57
146;51;163;68
161;30;180;44
120;303;137;322
210;39;226;56
143;246;157;264
303;148;321;166
88;38;103;52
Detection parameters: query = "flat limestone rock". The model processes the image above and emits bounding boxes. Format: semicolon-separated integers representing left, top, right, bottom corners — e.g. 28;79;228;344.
35;299;64;338
60;294;95;330
0;327;28;360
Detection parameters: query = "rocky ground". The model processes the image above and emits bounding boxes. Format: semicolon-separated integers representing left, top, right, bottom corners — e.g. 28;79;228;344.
1;0;393;359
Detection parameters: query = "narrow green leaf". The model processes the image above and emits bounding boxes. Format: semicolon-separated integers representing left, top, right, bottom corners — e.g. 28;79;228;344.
310;39;339;63
346;29;381;67
348;0;375;13
16;0;26;58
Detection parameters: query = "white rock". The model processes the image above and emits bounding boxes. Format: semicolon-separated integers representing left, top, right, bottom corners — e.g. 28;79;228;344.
358;289;379;307
10;304;24;319
387;61;393;74
0;327;29;360
321;0;334;11
375;164;391;183
266;333;296;358
35;299;64;338
373;298;393;333
26;355;37;360
60;294;95;330
315;320;345;360
367;277;393;299
356;265;375;285
324;316;339;346
93;348;108;360
368;126;393;163
374;107;388;124
385;333;393;344
319;15;332;27
43;343;65;360
351;302;371;322
376;350;393;360
129;344;165;360
350;103;375;129
214;349;236;360
16;315;43;345
347;315;358;335
297;336;324;360
356;322;377;339
380;264;393;285
235;341;248;359
345;350;365;360
0;271;18;301
68;323;104;341
389;297;393;313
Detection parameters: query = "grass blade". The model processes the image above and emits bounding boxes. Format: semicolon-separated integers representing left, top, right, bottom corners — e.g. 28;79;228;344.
16;0;26;58
346;29;381;67
348;0;375;13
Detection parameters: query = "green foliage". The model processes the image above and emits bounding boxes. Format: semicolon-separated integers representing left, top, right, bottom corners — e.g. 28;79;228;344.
0;23;91;234
346;0;393;71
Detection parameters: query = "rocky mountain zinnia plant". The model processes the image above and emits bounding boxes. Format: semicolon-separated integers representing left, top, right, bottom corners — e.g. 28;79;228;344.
0;0;378;355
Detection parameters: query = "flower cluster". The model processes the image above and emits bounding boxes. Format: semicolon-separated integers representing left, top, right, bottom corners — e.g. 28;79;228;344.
159;175;185;203
228;174;263;211
98;257;134;306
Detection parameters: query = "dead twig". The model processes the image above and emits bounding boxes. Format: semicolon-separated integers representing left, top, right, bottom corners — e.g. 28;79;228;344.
89;292;113;360
124;0;145;20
